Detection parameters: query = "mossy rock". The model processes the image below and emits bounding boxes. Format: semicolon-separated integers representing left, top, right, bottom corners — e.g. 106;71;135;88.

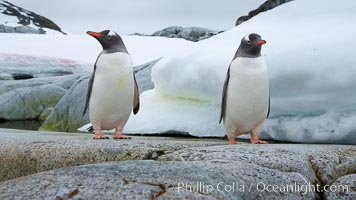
40;74;90;132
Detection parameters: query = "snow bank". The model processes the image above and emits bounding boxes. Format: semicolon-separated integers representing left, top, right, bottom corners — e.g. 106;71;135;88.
0;33;193;66
125;0;356;144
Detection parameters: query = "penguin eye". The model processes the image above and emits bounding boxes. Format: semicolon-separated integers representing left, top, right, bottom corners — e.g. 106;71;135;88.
107;35;112;39
247;40;251;44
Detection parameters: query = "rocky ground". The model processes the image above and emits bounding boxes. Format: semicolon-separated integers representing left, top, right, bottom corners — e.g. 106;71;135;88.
0;128;355;199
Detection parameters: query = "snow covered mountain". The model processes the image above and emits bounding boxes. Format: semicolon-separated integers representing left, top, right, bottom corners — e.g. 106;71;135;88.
0;0;65;34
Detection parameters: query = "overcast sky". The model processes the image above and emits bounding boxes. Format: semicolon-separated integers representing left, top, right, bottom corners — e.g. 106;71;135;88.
9;0;265;34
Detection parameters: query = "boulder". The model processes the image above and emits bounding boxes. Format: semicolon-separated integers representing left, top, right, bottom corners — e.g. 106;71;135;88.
40;73;91;132
0;24;15;33
14;25;40;34
152;26;184;37
0;74;77;95
152;26;220;42
177;27;219;42
0;74;80;131
0;84;66;120
134;58;161;92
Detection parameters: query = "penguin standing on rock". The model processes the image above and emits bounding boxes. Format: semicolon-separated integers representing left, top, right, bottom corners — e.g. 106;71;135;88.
83;30;140;139
220;33;270;145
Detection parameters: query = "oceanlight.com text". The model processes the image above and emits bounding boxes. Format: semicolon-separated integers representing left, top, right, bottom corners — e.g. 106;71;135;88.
176;182;350;195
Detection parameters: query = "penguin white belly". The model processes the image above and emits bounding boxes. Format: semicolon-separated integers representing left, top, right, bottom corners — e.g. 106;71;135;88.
89;52;134;130
224;57;269;136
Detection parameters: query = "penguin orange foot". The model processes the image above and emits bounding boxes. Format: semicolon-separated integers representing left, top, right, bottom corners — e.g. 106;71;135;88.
250;131;268;144
113;129;132;140
228;137;237;145
93;130;109;139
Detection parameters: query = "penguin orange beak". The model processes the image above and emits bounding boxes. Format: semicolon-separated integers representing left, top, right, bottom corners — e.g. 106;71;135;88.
87;31;102;37
256;40;267;45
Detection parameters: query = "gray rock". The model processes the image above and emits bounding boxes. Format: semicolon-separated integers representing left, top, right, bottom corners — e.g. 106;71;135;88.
158;145;356;188
177;27;219;42
0;84;66;120
0;160;315;199
0;74;87;130
14;25;40;34
0;128;355;199
152;26;184;37
236;0;294;26
0;72;13;80
0;74;78;95
134;58;161;92
325;174;356;200
40;73;91;132
152;26;220;42
0;120;42;130
0;24;15;33
0;128;225;182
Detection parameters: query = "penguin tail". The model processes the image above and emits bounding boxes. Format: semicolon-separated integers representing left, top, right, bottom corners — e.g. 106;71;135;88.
87;126;94;133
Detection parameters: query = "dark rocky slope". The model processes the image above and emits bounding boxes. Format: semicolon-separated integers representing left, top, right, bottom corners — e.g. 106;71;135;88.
236;0;294;26
0;0;65;34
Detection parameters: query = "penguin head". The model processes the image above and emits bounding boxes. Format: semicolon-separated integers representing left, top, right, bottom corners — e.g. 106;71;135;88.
236;33;266;58
87;30;128;53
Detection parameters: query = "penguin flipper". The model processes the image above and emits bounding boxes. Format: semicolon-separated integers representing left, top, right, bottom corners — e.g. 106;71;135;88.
83;54;100;116
82;72;95;116
267;95;270;118
219;66;230;124
133;74;140;114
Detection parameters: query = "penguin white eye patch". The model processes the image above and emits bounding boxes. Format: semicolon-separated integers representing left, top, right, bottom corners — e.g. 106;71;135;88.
108;30;116;36
244;34;250;42
106;30;116;39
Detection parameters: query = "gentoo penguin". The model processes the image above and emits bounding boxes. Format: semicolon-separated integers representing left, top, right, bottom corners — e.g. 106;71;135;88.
219;33;270;145
83;30;140;139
